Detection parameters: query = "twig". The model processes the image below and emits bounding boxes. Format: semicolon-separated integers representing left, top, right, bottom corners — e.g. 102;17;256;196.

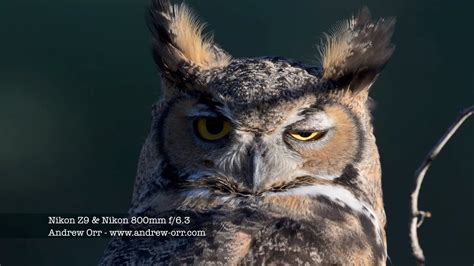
409;105;474;265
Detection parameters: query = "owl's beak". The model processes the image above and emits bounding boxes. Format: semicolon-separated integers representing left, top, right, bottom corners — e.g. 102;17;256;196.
242;139;295;194
245;144;269;193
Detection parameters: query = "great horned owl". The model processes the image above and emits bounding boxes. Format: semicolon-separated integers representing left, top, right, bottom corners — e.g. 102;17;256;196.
101;0;395;265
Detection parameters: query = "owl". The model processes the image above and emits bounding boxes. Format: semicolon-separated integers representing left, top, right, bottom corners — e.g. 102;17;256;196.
101;0;395;265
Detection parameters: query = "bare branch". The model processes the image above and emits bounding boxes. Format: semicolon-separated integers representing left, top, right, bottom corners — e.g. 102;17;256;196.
409;105;474;265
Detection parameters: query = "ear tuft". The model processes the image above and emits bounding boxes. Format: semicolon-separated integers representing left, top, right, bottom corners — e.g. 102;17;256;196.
318;7;395;91
148;0;231;81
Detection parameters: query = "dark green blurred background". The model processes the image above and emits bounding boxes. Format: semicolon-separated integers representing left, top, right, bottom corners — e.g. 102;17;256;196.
0;0;472;265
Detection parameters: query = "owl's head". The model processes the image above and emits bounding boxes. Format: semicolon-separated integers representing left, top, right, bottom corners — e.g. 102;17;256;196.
136;0;395;219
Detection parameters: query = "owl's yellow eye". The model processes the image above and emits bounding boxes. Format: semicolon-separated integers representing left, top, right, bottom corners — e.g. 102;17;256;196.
195;117;231;141
287;130;324;141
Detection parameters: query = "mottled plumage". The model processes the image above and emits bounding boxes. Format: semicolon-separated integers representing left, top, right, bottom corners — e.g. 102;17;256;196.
101;1;395;265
